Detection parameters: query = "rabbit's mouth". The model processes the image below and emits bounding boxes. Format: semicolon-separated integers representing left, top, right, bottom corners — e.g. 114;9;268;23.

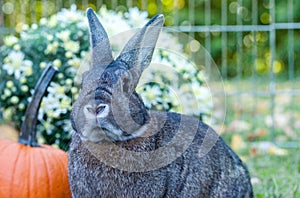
80;125;111;143
80;118;149;143
99;123;143;142
93;122;149;142
103;128;132;142
101;123;149;142
80;124;130;143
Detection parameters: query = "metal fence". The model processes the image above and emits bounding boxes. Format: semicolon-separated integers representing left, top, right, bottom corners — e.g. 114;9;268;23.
1;0;300;147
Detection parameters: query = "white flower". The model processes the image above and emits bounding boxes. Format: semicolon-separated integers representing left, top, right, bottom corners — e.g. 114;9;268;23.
20;32;29;40
3;35;18;46
40;62;47;69
8;51;24;67
13;44;21;51
166;88;181;107
4;89;12;97
63;40;80;53
18;103;25;110
3;57;10;64
21;85;29;92
56;4;84;24
65;79;73;85
23;64;33;76
57;30;71;42
67;57;81;67
48;15;58;27
71;87;78;94
47;82;66;94
10;96;19;104
31;23;38;30
20;77;27;84
22;24;29;31
46;34;54;41
139;85;162;108
41;120;55;135
44;42;59;54
53;59;62;68
125;7;148;26
6;81;14;88
65;51;73;58
2;109;13;120
38;82;72;124
40;17;47;25
157;33;183;52
98;7;131;35
3;51;33;79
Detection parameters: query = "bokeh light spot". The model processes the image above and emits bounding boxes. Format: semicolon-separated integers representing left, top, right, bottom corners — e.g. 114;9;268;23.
148;2;158;15
273;61;283;74
2;2;14;14
190;40;200;52
260;12;271;24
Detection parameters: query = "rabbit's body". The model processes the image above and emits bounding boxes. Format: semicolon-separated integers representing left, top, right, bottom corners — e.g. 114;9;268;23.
69;111;252;197
68;8;253;197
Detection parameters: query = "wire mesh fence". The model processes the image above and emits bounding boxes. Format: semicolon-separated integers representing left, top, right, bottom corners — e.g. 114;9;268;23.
1;0;299;147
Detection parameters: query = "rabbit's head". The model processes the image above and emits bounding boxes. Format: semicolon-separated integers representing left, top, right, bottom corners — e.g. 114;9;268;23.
71;8;164;143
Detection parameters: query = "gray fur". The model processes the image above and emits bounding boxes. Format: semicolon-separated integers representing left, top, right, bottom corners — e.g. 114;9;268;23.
68;8;253;198
87;8;113;68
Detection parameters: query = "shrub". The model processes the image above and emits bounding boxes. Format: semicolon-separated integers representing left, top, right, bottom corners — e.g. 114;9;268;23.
0;5;212;150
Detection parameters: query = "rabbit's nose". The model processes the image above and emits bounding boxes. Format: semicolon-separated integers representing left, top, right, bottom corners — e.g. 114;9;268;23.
83;105;96;120
86;106;94;114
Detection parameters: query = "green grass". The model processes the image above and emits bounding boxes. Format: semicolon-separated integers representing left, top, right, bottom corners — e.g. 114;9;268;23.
247;152;300;198
220;78;300;197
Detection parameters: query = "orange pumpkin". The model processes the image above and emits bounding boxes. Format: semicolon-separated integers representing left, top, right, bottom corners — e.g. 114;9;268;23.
0;66;71;197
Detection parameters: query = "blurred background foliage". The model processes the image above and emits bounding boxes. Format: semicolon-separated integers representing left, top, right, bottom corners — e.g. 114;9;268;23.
1;0;299;79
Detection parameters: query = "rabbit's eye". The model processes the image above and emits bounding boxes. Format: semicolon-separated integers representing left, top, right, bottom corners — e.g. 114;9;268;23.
96;104;109;118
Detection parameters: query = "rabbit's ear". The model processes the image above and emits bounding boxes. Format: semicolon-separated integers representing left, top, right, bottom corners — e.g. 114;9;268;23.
116;14;164;89
87;8;113;69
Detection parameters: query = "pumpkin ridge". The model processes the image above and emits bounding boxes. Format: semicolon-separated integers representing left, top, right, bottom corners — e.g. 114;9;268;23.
39;148;51;198
50;150;68;196
8;143;22;197
26;146;31;198
29;147;38;197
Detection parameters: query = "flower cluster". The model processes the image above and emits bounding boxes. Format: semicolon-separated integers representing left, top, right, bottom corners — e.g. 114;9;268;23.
0;5;212;150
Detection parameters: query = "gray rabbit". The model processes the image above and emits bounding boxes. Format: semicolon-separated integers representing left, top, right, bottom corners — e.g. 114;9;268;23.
68;8;253;198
